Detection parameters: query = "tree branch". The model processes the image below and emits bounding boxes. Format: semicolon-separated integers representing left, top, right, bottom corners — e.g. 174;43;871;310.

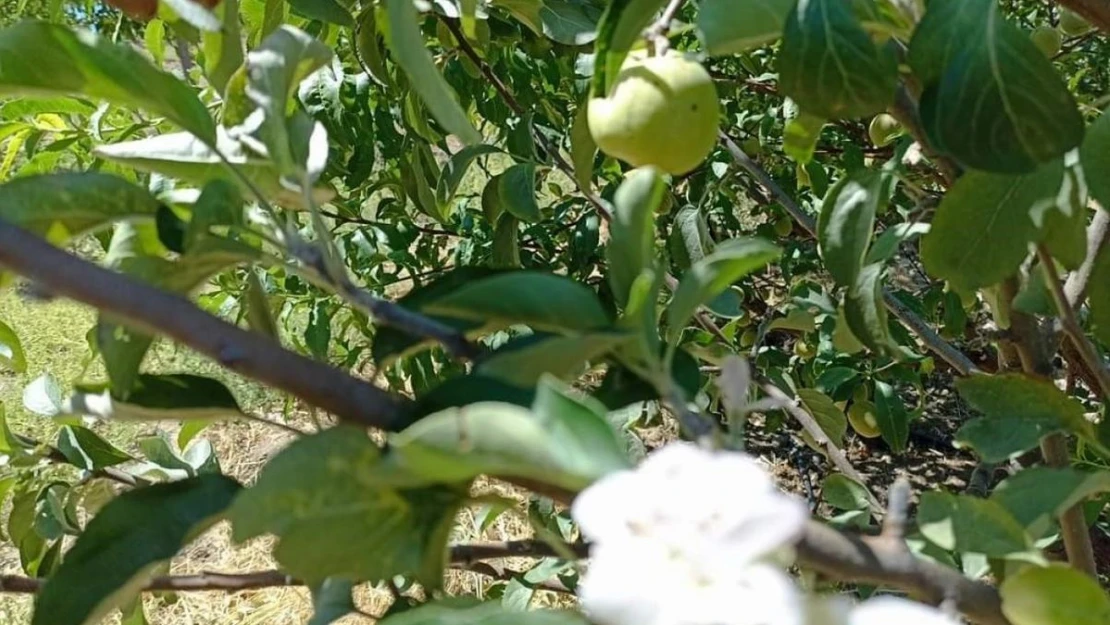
0;219;412;432
718;133;981;377
1064;209;1110;307
1054;0;1110;34
1036;244;1110;401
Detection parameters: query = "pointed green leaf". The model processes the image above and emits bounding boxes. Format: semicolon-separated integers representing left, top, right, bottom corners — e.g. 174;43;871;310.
844;264;900;356
698;0;794;55
56;426;132;471
380;599;590;625
873;380;909;452
920;161;1069;292
783;110;825;165
202;0;244;94
570;101;596;190
496;163;542;223
1001;564;1110;625
797;388;847;445
384;0;481;144
608;167;666;307
355;6;393;89
540;0;601;45
477;332;631;387
908;0;1083;173
0;21;216;143
65;374;244;422
308;579;357;625
822;473;871;512
991;468;1110;540
32;475;241;625
668;238;781;342
591;0;667;96
817;170;891;287
287;0;353;25
229;426;466;585
423;271;609;332
0;318;27;373
437;144;502;214
865;223;929;265
391;377;631;492
917;491;1035;559
0;173;161;240
778;0;897;120
1081;109;1110;212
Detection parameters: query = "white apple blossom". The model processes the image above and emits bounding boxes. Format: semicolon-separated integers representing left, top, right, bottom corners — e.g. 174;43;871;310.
579;541;805;625
572;442;808;568
849;596;960;625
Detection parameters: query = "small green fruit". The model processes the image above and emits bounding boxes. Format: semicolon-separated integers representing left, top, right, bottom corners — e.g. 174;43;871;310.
739;328;757;348
588;53;720;175
793;340;814;359
848;401;882;439
1060;8;1091;36
868;113;902;147
1030;25;1062;57
773;217;793;237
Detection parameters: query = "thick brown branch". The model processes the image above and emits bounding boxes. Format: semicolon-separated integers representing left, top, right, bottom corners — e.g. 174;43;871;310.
1054;0;1110;34
0;219;412;432
795;522;1009;625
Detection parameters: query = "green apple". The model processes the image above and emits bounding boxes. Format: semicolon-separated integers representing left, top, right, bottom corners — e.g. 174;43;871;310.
848;401;881;439
773;216;793;237
1060;8;1091;36
588;53;720;175
1030;25;1062;57
868;113;903;147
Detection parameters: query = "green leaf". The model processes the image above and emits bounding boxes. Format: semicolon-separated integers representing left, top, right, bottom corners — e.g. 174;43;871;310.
496;163;542;223
56;426;132;471
477;332;631;387
492;214;522;269
797;388;847;445
991;468;1110;540
698;0;794;55
202;0;244;94
308;578;356;625
437;144;502;215
1089;243;1110;346
245;26;333;176
917;491;1035;559
94;129;335;209
570;102;596;190
873;380;909;452
244;270;279;340
65;374;244;422
391;377;631;492
591;0;667;96
229;426;466;585
305;300;332;361
608;167;666;308
24;373;64;417
668;205;713;273
0;21;216;143
540;0;601;45
823;473;871;512
817;170;891;287
384;0;481;144
423;271;609;333
1001;564;1110;625
1081;109;1110;212
355;6;393;89
908;0;1083;173
920;161;1071;292
32;475;241;625
783;110;825;165
287;0;353;25
954;373;1091;462
667;238;780;343
865;223;929;265
380;599;590;625
0;173;161;241
0;402;31;454
778;0;897;120
0;318;27;373
843;263;899;356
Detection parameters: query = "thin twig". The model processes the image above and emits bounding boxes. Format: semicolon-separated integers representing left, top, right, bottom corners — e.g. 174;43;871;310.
1036;244;1110;401
438;16;612;221
881;478;912;540
718;132;981;377
0;219;413;432
644;0;685;53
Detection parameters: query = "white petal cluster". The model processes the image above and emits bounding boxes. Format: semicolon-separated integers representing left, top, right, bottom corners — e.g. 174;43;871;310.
572;442;960;625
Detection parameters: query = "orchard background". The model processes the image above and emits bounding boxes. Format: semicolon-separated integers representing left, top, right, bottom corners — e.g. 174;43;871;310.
0;0;1109;624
